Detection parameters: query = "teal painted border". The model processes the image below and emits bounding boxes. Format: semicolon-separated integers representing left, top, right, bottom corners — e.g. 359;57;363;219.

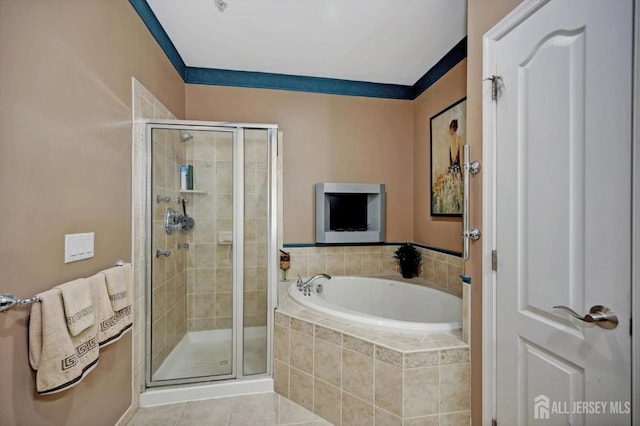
282;242;462;258
129;0;186;79
187;67;413;100
129;1;466;99
412;37;467;98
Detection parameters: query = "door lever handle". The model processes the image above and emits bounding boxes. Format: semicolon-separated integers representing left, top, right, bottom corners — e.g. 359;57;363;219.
553;305;618;329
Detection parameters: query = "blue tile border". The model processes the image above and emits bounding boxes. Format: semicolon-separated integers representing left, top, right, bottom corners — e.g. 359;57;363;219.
282;242;462;258
129;1;466;99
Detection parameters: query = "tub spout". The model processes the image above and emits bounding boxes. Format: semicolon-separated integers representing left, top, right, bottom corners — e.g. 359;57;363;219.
297;274;331;296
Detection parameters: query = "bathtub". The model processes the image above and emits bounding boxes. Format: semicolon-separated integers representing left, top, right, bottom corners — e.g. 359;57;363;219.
287;276;461;332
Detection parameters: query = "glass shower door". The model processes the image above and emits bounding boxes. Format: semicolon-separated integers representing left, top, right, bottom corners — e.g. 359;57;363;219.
242;129;271;376
148;125;237;385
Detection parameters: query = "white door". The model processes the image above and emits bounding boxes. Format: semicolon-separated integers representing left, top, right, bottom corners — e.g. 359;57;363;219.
493;1;633;425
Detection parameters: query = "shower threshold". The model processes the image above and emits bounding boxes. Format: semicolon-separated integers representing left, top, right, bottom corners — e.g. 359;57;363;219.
153;326;268;381
142;326;272;407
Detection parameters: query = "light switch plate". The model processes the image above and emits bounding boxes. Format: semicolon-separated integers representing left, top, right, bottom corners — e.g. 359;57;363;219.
65;232;95;263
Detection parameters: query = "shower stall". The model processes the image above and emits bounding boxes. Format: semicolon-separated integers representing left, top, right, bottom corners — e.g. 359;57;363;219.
143;121;278;392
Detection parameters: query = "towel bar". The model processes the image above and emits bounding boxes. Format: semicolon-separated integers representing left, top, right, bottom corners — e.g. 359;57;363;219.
1;259;129;313
0;293;40;313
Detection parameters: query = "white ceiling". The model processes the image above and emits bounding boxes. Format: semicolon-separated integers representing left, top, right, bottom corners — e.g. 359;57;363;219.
146;0;467;86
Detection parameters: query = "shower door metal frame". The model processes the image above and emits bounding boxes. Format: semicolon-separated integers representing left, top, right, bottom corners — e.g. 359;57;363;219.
144;120;278;389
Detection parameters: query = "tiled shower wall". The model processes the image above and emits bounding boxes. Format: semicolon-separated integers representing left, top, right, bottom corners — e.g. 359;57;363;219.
184;129;270;331
184;130;234;331
151;128;189;374
285;245;464;297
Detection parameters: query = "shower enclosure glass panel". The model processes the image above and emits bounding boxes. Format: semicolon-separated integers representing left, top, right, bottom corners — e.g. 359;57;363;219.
242;129;269;376
146;123;275;388
149;126;236;385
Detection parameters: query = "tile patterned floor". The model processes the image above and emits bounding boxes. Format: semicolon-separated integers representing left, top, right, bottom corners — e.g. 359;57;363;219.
127;392;333;426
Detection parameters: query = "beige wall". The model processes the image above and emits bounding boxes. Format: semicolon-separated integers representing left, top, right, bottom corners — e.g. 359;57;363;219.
0;1;184;425
185;85;415;243
466;1;523;424
413;59;467;253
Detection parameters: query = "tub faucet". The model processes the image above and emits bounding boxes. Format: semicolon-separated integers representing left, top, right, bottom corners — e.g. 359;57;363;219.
297;273;331;296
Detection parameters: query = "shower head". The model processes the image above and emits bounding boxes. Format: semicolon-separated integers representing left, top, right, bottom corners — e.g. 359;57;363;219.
215;0;228;12
179;130;193;142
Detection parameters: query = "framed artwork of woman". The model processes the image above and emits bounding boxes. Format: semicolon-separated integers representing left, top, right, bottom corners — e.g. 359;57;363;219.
430;98;466;216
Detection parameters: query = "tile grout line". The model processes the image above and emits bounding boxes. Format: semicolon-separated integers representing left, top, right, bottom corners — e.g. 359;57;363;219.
224;396;234;426
373;348;378;425
339;331;343;426
311;324;316;421
338;331;344;426
438;351;442;422
400;351;404;423
173;402;188;426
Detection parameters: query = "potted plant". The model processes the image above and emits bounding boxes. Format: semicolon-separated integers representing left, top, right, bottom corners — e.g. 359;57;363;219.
393;242;422;278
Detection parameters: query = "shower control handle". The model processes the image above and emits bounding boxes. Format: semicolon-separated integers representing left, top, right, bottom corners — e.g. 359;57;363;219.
156;249;171;258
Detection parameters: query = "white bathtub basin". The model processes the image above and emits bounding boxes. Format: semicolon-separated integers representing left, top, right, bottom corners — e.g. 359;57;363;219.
288;276;461;332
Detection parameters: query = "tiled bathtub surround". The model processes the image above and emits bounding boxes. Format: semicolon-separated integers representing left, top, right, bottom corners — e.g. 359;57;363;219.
285;245;464;297
275;285;470;425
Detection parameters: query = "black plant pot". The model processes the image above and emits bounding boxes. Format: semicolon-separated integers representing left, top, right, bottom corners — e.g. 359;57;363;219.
400;262;418;278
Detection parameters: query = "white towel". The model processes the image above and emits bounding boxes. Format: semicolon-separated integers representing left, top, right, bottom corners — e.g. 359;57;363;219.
28;288;99;395
93;272;132;347
100;266;129;311
55;278;95;336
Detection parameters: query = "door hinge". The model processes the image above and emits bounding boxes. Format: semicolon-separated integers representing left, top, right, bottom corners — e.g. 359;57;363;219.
484;75;503;101
630;317;632;336
492;418;498;426
492;250;498;271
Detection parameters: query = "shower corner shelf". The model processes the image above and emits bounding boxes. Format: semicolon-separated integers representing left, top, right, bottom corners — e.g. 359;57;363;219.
179;190;207;194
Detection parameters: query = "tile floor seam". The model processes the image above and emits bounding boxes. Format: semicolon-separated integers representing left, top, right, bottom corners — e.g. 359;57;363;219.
373;354;377;425
339;340;343;426
438;362;442;418
339;338;343;426
174;403;187;426
401;354;404;421
312;326;316;420
225;395;236;426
